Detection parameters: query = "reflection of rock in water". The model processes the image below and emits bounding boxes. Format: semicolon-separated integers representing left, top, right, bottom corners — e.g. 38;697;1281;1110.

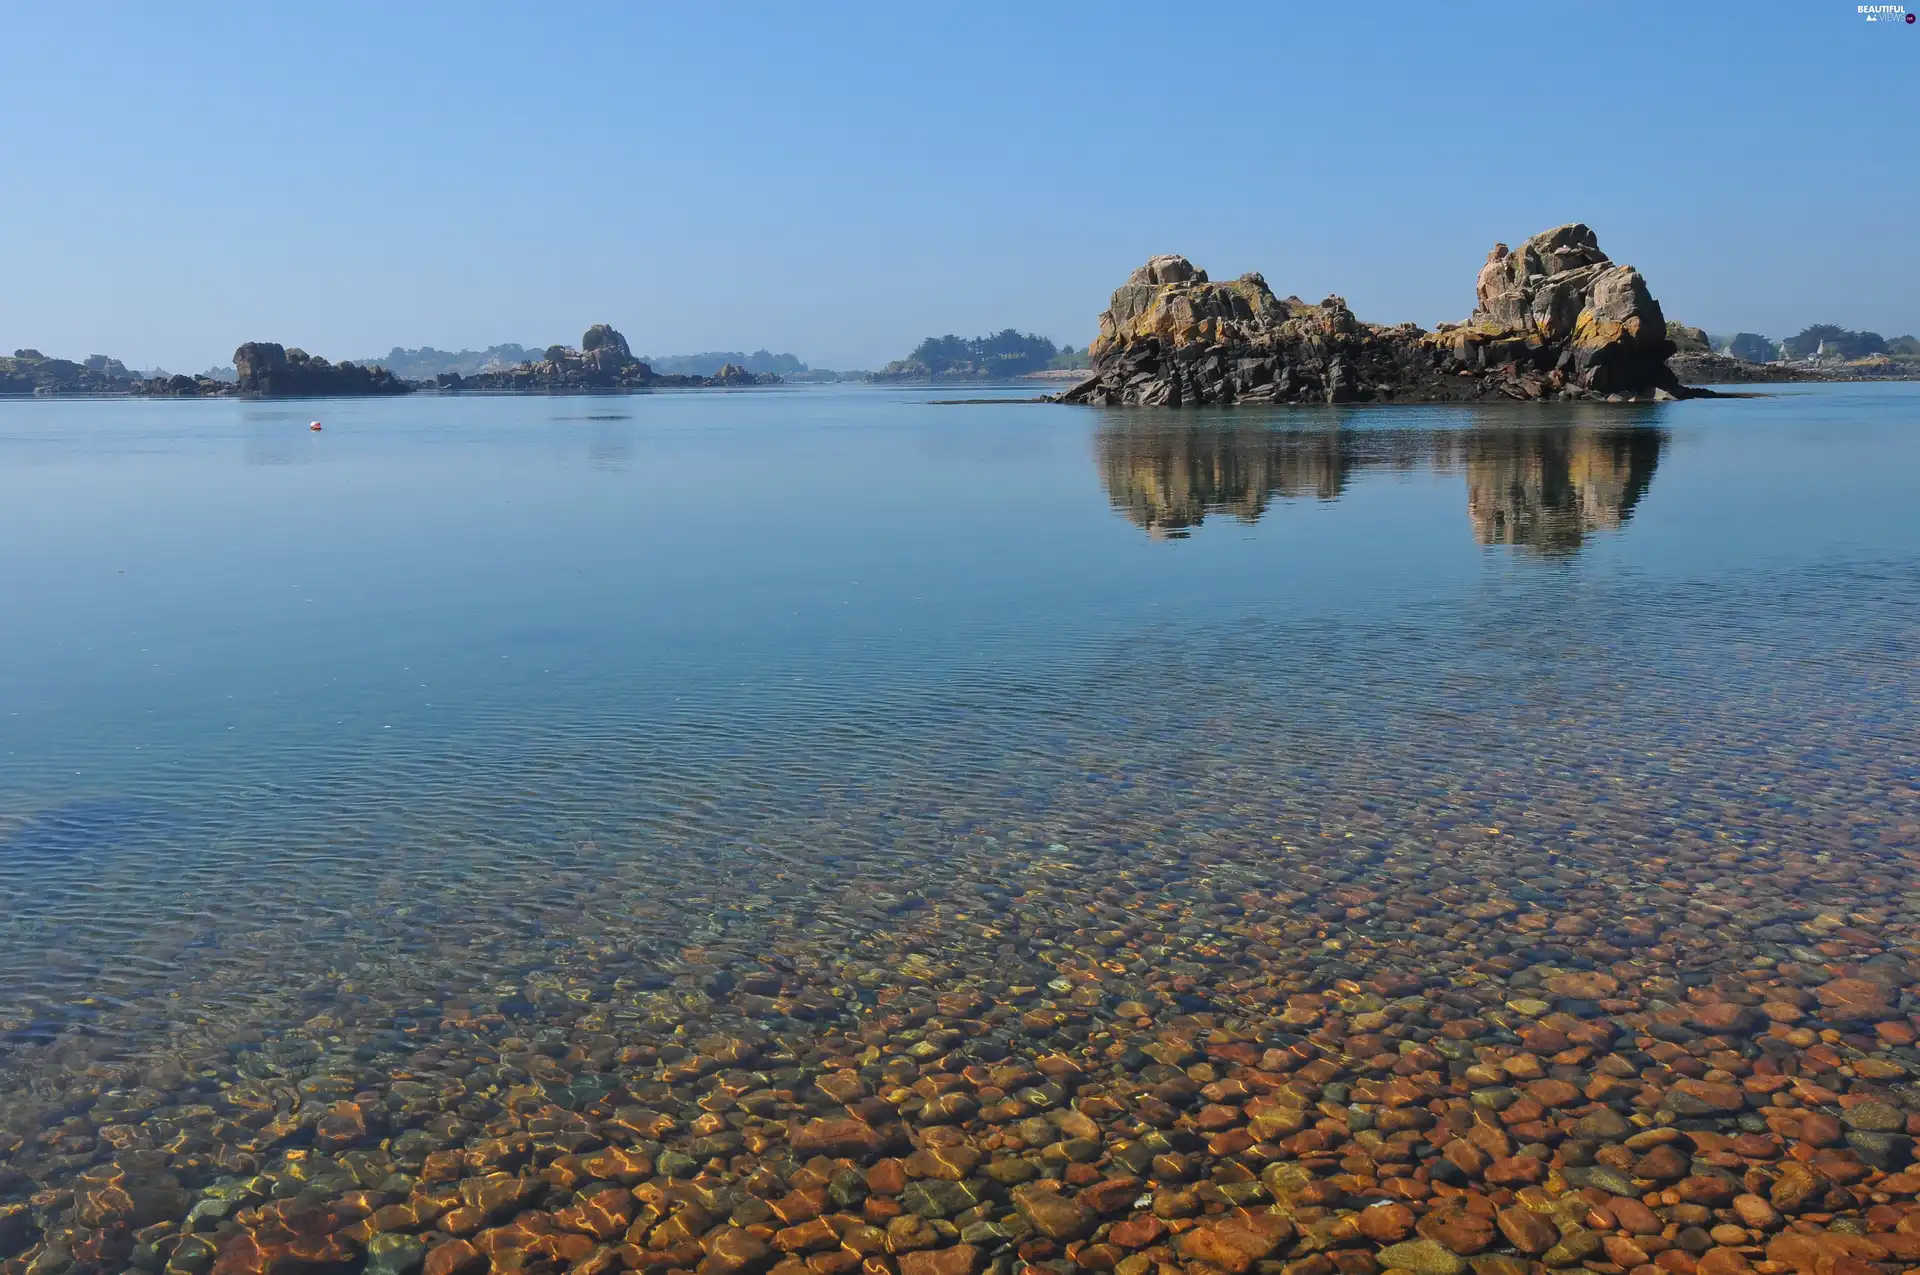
1095;414;1663;552
1099;427;1359;539
1463;428;1661;554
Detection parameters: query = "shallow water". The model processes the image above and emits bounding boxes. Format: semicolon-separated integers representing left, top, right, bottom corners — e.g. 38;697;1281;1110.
1;383;1918;1274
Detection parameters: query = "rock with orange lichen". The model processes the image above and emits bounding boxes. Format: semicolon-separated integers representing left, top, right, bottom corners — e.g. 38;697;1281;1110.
1056;224;1692;406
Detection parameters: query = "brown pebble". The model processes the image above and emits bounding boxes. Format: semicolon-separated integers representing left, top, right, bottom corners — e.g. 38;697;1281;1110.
1609;1197;1663;1236
1358;1204;1416;1244
1495;1205;1558;1255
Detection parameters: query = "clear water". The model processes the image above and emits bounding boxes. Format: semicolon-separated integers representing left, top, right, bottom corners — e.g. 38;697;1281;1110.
1;383;1917;1253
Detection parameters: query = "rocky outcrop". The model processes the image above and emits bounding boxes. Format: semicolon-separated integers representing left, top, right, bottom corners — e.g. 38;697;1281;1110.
0;349;147;396
441;327;780;392
1056;224;1694;407
2;348;237;397
232;344;412;397
139;372;233;397
712;362;772;386
1669;353;1825;385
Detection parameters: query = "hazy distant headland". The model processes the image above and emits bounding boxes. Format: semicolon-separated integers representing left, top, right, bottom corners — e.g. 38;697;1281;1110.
357;344;543;381
1664;323;1919;384
431;326;787;392
871;331;1088;382
360;344;822;383
0;327;811;399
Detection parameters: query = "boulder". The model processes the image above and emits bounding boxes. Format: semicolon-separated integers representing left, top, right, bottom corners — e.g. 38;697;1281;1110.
580;324;631;359
1056;224;1695;406
1667;323;1712;354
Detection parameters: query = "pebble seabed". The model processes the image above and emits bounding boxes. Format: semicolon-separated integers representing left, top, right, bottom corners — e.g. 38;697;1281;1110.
2;588;1918;1275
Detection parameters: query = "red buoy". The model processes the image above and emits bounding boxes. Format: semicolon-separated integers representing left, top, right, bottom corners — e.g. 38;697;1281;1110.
309;421;323;431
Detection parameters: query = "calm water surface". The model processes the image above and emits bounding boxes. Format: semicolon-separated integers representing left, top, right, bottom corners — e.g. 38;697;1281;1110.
0;383;1917;1264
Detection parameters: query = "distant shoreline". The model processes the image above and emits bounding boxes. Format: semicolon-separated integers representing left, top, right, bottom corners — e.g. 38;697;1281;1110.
7;366;1919;403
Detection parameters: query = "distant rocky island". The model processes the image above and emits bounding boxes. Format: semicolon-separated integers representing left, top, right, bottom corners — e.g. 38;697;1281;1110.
359;344;813;382
358;343;543;381
1666;324;1919;384
0;327;790;399
1057;224;1695;406
0;351;147;396
435;326;779;391
638;350;807;379
872;331;1086;382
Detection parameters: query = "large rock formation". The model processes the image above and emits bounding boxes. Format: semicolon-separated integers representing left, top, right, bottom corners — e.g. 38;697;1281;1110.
1056;224;1693;407
232;344;412;397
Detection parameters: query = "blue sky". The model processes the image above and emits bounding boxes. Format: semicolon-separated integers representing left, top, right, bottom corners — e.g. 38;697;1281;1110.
1;2;1913;372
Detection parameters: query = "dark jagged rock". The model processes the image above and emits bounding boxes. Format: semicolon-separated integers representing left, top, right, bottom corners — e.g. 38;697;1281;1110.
231;344;412;397
1055;224;1696;407
140;372;233;397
